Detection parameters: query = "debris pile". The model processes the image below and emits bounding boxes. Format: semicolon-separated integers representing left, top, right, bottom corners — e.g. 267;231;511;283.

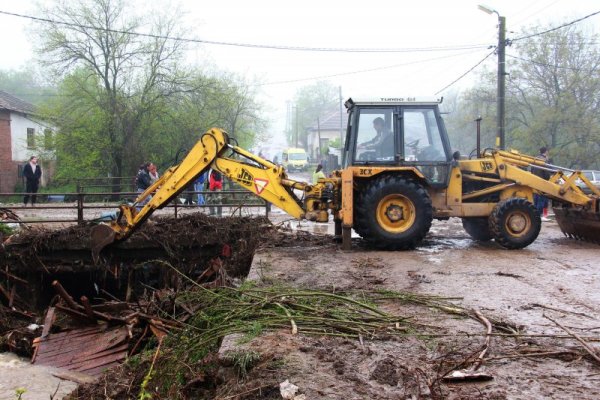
0;214;271;362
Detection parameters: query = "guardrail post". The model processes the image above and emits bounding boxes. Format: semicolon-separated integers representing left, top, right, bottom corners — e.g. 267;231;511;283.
76;183;84;225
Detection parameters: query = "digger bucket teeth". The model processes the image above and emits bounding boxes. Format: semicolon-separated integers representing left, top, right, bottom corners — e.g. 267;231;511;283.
554;205;600;244
90;224;117;263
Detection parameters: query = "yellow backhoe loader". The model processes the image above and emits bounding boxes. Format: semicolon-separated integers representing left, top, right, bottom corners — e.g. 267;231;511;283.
91;97;600;259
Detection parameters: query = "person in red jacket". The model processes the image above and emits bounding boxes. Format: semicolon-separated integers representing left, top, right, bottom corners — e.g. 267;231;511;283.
208;169;223;216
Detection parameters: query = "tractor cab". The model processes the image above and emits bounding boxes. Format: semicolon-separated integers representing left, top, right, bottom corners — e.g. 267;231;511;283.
342;97;453;187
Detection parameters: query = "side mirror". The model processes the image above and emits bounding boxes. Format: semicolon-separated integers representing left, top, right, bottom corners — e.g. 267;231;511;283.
452;151;461;161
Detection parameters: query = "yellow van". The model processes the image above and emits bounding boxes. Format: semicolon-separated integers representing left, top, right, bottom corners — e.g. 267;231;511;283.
282;148;308;172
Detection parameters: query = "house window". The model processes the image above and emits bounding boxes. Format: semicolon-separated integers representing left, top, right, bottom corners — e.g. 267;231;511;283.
27;128;35;148
44;129;54;150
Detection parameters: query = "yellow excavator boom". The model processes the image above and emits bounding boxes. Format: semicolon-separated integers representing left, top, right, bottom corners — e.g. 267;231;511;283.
91;128;333;260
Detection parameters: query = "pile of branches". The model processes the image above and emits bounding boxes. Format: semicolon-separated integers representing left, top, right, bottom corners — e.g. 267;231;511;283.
117;274;492;398
1;213;336;277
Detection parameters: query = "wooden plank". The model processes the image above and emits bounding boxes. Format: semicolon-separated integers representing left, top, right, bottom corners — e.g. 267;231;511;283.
66;344;129;369
39;326;100;339
73;350;129;373
35;331;127;363
34;327;128;368
36;332;106;355
42;346;128;370
41;307;56;339
37;342;127;364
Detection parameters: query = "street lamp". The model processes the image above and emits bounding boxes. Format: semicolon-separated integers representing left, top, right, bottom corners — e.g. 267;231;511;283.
479;4;506;150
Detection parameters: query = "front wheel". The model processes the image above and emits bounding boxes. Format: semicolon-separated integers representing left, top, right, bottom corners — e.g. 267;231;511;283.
489;198;541;249
354;176;433;249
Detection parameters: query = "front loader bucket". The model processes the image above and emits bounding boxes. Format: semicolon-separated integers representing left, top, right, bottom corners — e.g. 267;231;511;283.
90;224;117;263
554;204;600;244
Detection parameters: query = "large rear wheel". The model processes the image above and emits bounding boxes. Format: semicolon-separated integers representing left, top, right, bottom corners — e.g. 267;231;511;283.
489;198;541;249
462;217;492;241
354;176;432;249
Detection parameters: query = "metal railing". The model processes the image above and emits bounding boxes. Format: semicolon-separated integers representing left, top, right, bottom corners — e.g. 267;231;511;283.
0;189;270;225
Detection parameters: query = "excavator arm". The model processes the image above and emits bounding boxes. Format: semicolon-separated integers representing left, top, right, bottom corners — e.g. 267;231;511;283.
91;128;333;260
457;149;600;243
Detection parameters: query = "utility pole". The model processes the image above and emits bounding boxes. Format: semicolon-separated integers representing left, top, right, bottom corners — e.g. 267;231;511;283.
497;15;506;150
285;100;291;144
478;5;507;150
339;86;343;148
317;117;322;160
295;105;299;148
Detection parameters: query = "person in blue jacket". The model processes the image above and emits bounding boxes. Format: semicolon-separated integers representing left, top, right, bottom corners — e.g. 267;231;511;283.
195;172;208;206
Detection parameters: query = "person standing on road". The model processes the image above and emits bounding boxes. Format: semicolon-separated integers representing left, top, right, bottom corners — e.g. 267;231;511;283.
23;156;42;206
533;147;551;219
312;164;326;184
195;172;208;207
208;169;223;217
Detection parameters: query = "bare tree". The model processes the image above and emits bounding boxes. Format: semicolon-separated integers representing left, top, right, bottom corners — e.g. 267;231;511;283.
38;0;187;184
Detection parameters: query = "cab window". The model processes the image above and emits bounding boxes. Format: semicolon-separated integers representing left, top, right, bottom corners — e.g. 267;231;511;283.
355;108;394;162
403;109;446;162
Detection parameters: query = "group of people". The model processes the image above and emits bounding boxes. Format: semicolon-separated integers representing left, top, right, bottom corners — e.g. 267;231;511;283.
134;162;159;210
192;169;223;216
134;162;223;216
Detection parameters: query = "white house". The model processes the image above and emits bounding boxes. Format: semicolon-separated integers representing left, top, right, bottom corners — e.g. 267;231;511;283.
0;90;55;192
305;108;346;162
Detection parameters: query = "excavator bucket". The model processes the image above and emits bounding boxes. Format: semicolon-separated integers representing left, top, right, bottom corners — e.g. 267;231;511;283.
553;204;600;244
90;224;117;262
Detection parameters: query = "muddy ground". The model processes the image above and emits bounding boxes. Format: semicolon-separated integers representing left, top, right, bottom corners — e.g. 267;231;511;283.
219;217;600;400
1;197;600;399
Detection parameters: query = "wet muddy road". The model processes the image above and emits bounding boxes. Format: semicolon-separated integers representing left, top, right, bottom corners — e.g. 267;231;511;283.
0;353;78;400
274;217;600;332
251;217;600;399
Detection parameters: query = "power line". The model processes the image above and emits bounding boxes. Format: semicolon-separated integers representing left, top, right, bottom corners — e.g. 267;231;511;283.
435;50;496;95
257;48;488;87
0;9;490;54
506;53;600;73
512;10;600;42
510;0;563;28
5;49;488;97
